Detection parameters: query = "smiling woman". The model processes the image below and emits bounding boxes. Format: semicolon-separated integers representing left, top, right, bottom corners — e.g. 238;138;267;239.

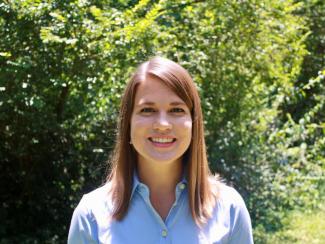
68;57;254;244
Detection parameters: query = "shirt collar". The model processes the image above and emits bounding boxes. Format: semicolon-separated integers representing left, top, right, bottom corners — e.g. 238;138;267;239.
131;172;141;199
130;171;188;200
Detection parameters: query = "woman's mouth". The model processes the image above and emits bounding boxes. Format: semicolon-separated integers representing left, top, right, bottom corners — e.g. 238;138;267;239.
148;137;176;148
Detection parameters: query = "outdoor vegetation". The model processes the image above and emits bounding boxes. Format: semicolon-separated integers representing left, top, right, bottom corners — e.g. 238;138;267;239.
0;0;324;243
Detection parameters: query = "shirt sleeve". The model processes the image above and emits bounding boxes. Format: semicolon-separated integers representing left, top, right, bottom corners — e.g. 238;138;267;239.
68;195;98;244
227;188;254;244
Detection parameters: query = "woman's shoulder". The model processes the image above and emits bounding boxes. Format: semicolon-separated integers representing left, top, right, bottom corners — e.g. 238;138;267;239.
208;176;248;210
219;183;246;206
208;177;253;242
68;183;113;242
84;182;111;198
74;182;113;215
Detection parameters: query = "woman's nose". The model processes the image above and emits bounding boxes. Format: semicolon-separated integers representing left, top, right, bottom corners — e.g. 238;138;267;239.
153;112;172;131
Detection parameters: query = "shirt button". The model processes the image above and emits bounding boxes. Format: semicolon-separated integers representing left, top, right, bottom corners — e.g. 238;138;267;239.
179;183;186;190
162;229;168;237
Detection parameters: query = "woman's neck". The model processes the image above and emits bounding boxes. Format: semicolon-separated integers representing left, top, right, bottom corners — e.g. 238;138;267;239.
136;157;184;220
137;157;183;195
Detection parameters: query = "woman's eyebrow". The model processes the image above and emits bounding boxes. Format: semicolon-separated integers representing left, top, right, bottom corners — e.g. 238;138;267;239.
136;100;186;106
170;101;186;106
137;101;155;106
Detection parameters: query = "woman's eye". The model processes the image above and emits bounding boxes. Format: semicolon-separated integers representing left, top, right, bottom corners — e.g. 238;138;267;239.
170;107;185;113
140;107;155;113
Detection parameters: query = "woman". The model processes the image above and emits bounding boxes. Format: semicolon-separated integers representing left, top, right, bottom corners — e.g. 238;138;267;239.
68;57;253;243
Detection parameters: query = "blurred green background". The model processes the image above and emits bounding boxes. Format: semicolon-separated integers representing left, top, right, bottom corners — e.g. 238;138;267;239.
0;0;324;243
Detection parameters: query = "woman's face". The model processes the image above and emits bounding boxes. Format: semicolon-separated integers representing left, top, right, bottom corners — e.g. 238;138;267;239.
130;76;192;167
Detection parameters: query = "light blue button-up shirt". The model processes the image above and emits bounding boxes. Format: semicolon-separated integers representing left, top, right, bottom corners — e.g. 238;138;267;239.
68;175;253;243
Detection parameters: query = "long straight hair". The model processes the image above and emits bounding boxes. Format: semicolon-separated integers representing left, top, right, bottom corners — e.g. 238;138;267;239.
107;57;218;226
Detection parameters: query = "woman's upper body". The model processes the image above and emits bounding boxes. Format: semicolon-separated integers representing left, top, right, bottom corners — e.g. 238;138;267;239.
68;57;254;243
68;174;253;244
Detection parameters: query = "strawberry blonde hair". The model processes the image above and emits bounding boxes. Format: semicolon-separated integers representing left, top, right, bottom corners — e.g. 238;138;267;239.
107;57;218;226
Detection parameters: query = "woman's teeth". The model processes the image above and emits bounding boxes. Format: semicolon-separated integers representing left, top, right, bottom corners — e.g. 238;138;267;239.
150;138;174;143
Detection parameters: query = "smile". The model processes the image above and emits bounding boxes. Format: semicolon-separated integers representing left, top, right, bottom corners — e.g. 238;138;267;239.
148;137;176;147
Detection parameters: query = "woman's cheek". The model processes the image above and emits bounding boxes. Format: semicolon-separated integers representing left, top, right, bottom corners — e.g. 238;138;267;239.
132;117;151;127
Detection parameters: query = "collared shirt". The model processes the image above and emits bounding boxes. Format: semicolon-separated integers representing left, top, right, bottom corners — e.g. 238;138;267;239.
68;175;253;244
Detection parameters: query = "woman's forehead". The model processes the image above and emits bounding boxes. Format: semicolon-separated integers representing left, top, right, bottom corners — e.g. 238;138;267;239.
134;77;185;105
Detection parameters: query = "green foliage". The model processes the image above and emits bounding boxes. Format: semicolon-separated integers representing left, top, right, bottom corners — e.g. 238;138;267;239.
0;0;324;242
244;69;325;229
239;0;325;229
254;202;325;244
